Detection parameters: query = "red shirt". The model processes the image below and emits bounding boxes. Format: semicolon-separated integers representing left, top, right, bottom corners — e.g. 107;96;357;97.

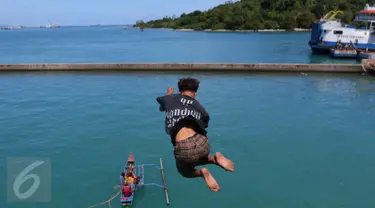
122;186;132;197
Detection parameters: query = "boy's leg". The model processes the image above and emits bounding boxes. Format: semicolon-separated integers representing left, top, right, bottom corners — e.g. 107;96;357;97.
173;133;233;191
174;133;235;171
195;152;234;172
176;160;220;192
174;133;222;192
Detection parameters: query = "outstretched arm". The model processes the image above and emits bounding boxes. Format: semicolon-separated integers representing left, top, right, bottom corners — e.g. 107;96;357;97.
157;87;174;112
157;95;167;112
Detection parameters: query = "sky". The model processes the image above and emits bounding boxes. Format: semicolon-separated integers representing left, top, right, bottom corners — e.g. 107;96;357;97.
0;0;228;26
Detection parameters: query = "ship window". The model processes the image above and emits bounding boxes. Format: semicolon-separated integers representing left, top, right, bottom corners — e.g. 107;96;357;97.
334;30;343;35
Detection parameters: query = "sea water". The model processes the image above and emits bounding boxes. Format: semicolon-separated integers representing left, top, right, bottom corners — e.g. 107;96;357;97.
0;26;358;64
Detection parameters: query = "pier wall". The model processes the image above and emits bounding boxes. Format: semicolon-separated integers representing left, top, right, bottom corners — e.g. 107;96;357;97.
0;63;366;73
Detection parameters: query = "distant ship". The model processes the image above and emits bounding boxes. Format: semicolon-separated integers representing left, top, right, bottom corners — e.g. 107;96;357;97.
309;3;375;53
46;24;60;28
0;25;23;30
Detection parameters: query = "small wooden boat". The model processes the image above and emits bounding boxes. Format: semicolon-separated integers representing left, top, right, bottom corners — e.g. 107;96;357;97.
330;48;358;59
120;152;141;206
119;152;170;207
89;153;169;208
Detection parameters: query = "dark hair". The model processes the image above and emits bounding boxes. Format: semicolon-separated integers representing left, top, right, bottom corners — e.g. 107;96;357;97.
178;77;200;92
121;172;125;177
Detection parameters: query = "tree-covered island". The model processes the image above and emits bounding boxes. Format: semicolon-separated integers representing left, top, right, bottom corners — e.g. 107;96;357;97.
134;0;374;31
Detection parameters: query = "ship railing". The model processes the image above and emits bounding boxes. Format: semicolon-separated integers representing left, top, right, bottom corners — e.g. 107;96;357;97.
320;10;343;22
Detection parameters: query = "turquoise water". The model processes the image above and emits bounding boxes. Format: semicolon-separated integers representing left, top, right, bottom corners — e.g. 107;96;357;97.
0;26;357;64
1;72;375;208
1;27;375;208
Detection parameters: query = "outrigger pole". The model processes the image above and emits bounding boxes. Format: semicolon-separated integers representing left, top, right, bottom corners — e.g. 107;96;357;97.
159;158;170;206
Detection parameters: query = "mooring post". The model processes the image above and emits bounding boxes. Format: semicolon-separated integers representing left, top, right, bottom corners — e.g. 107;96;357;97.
160;158;170;205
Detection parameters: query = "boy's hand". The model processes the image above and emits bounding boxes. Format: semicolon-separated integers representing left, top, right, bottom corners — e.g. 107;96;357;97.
167;87;174;95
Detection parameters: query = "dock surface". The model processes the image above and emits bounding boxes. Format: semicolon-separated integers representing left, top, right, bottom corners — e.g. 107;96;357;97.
0;63;365;73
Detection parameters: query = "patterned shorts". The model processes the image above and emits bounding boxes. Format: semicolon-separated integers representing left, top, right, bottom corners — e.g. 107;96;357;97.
174;133;210;164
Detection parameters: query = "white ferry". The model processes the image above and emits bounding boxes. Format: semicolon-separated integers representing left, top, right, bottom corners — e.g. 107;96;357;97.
309;4;375;53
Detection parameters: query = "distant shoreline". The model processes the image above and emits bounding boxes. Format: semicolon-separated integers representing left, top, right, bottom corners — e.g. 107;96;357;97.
133;27;312;33
1;25;312;33
0;24;129;30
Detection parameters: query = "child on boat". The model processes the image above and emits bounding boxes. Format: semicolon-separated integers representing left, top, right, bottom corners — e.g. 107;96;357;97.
156;77;234;192
122;182;134;197
124;170;141;184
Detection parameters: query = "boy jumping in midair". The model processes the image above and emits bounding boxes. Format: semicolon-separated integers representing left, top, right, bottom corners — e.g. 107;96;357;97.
156;77;234;192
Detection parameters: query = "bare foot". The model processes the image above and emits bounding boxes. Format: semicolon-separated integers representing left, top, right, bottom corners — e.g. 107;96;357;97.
201;168;220;192
215;152;234;172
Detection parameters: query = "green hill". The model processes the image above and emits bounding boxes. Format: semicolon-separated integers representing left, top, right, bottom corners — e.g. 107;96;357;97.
134;0;373;31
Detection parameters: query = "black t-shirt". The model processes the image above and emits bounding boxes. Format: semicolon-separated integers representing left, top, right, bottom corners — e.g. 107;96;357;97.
156;94;210;145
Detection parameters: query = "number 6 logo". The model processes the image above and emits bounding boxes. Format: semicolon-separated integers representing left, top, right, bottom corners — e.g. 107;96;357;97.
13;161;45;199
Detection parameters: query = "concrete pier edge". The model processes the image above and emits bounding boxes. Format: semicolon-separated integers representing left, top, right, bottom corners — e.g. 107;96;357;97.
0;62;373;74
